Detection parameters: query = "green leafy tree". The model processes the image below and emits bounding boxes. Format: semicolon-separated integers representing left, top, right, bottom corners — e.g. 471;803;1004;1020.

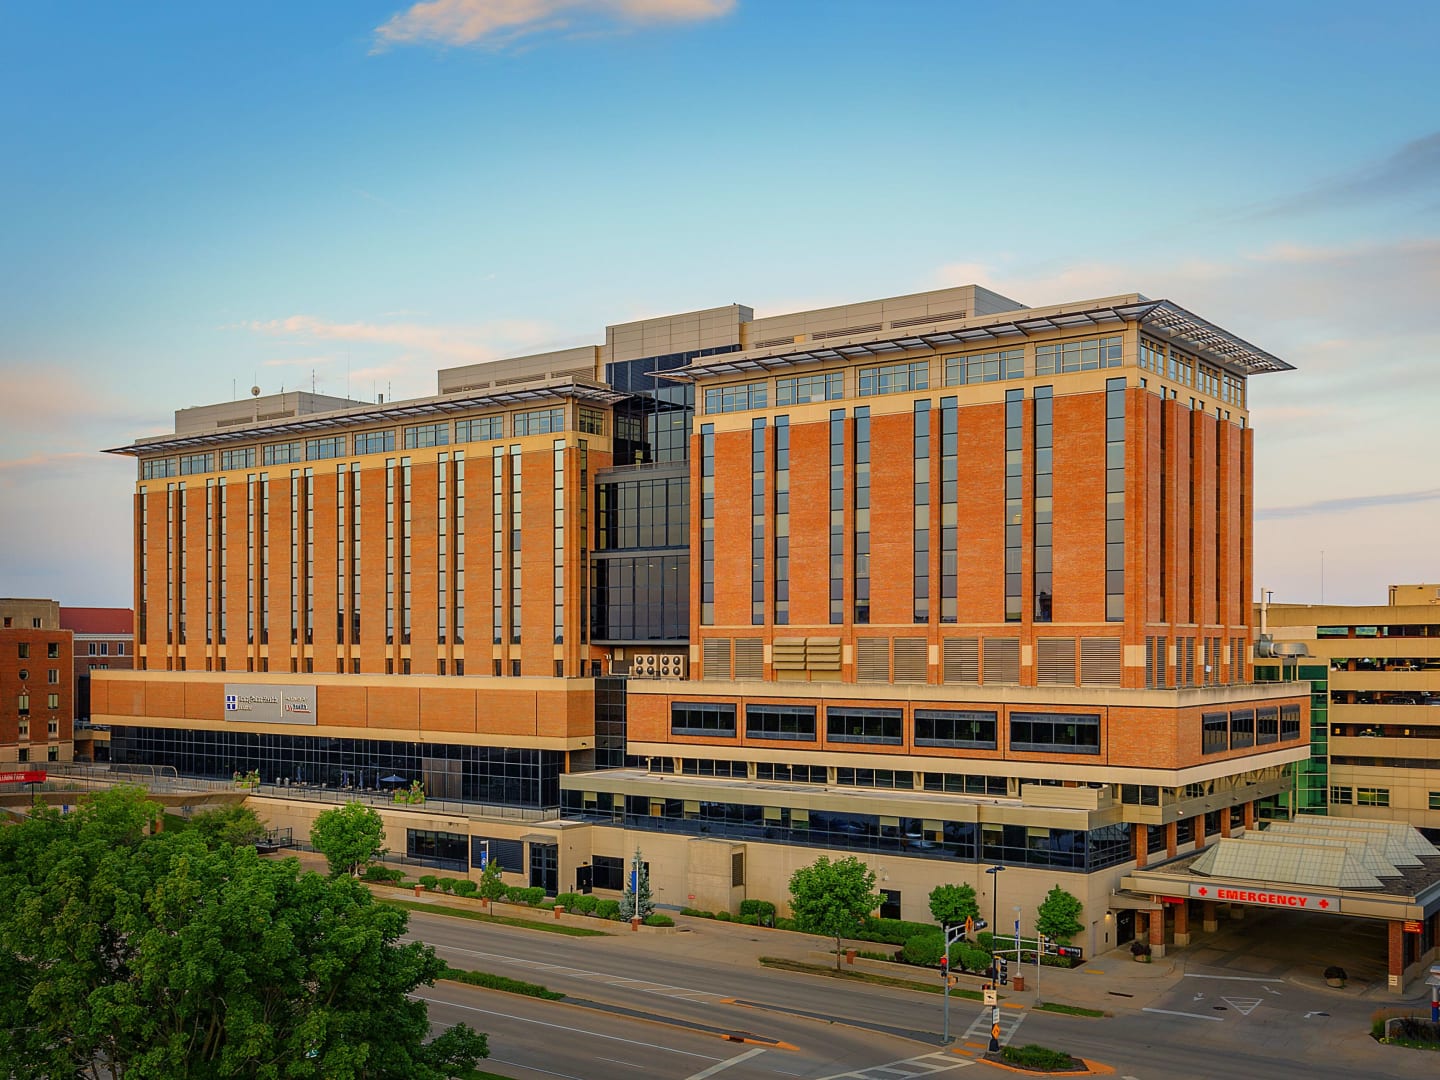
0;786;488;1079
787;855;881;970
189;803;268;849
477;858;506;908
310;800;387;877
617;848;654;921
1035;884;1084;944
928;883;980;929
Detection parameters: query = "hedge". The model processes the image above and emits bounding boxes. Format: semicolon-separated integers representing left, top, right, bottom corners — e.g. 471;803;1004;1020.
453;879;478;897
644;913;675;927
902;933;945;966
595;899;621;920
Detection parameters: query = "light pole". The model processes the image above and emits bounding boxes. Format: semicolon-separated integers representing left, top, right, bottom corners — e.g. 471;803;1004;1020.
985;865;1005;1053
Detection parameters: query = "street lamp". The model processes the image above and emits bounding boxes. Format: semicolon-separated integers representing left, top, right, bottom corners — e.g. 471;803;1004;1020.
984;865;1005;1053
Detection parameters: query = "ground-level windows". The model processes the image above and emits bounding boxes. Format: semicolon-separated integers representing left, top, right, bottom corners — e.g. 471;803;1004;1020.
407;829;467;870
756;762;826;784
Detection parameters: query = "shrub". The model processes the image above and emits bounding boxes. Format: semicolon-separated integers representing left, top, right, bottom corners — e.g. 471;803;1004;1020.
951;942;992;973
680;907;716;919
555;892;583;911
644;913;675;927
453;879;477;897
572;894;598;915
1131;940;1152;957
361;865;404;884
439;878;455;893
595;899;621;920
739;899;776;919
773;917;796;931
901;932;945;966
418;875;439;891
856;917;940;946
440;965;564;1001
715;910;733;922
857;949;895;962
739;914;759;925
1002;1044;1077;1071
504;885;546;907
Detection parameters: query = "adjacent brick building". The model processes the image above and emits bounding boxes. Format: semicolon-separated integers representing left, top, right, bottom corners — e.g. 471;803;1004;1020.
0;598;74;765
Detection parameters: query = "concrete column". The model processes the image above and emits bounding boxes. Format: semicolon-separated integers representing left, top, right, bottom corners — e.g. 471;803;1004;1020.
1243;802;1255;830
1165;820;1178;858
1220;810;1232;838
1388;920;1405;982
1173;901;1191;946
1149;906;1166;958
1202;900;1218;933
1134;824;1148;868
1194;816;1206;851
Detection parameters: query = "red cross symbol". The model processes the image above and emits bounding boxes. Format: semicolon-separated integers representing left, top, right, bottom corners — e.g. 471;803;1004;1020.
1318;899;1330;909
1197;887;1208;896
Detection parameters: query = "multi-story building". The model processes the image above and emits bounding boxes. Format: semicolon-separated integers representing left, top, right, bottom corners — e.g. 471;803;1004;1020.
1256;585;1440;831
0;598;75;765
96;284;1313;957
59;606;133;761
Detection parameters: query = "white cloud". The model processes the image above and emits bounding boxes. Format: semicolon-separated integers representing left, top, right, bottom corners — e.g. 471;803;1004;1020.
373;0;734;50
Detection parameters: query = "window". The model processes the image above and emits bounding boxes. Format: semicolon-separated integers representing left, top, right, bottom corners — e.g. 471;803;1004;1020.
577;407;606;434
1356;787;1390;807
836;768;912;789
406;828;468;868
404;422;449;449
946;347;1024;385
1229;709;1255;749
704;382;767;414
1256;706;1279;745
1280;704;1301;741
220;447;255;470
1429;792;1440;811
513;408;565;436
1009;712;1101;754
17;693;29;715
776;372;843;405
47;669;59;684
592;854;626;891
1202;712;1229;754
306;436;346;460
1329;785;1353;805
17;749;27;764
353;430;395;455
141;458;178;479
671;702;737;737
47;693;59;709
827;707;902;745
756;762;826;783
47;643;59;659
179;452;214;475
1035;335;1123;375
915;709;997;749
858;361;928;397
16;643;28;659
456;416;504;442
745;704;816;741
262;441;303;465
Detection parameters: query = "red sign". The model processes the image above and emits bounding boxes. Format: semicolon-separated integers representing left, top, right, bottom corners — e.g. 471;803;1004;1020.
1159;896;1185;905
1190;883;1333;911
0;770;46;784
1404;920;1424;934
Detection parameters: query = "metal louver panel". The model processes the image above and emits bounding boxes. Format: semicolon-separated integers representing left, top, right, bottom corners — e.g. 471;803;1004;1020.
702;638;731;680
893;638;928;684
856;637;890;683
1080;637;1122;686
772;637;806;671
943;637;980;684
734;638;763;680
806;637;842;671
1037;637;1077;686
983;637;1020;685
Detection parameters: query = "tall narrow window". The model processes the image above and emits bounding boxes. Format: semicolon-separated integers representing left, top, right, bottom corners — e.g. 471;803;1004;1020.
290;469;300;646
1105;377;1126;622
303;468;313;646
700;424;715;626
137;485;148;645
1033;387;1053;622
165;483;175;645
217;477;227;646
853;407;871;624
205;479;215;646
401;457;412;646
176;481;187;646
913;401;930;623
1160;401;1169;621
1238;422;1247;622
940;396;958;623
1004;389;1024;621
246;475;256;647
751;418;766;625
455;450;466;646
774;416;790;626
259;474;269;646
350;465;361;645
337;464;347;645
829;410;844;625
553;439;565;644
509;446;522;644
438;452;449;645
492;447;505;644
385;459;396;646
576;441;586;645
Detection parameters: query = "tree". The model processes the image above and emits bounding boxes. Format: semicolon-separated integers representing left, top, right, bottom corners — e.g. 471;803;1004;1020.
787;855;881;970
1035;884;1084;944
189;803;268;849
928;882;980;928
0;786;488;1079
477;858;506;909
617;848;653;921
311;800;387;877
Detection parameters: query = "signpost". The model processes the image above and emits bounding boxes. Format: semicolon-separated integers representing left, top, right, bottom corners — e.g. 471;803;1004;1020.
0;771;46;785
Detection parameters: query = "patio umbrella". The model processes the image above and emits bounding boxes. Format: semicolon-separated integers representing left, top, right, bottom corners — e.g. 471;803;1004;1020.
379;774;406;784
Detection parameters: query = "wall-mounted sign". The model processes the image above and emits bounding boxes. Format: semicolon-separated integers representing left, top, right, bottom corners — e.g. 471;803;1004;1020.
224;684;317;726
0;771;46;784
1189;882;1335;911
1404;920;1424;934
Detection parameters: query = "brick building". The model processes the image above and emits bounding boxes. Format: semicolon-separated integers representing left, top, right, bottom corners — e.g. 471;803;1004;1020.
59;606;133;761
96;284;1316;957
0;599;74;765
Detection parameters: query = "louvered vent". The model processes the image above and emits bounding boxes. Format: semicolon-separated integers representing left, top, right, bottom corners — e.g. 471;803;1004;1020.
806;637;841;672
753;336;797;349
772;638;806;671
983;637;1020;685
734;638;763;680
1183;637;1196;687
812;323;884;341
1080;638;1122;686
1144;636;1155;688
856;637;891;683
943;637;980;684
1037;638;1077;686
889;310;966;329
701;638;731;680
893;638;928;684
1154;635;1168;687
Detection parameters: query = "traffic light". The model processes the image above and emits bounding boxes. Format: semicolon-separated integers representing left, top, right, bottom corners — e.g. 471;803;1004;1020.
998;957;1009;985
939;956;949;978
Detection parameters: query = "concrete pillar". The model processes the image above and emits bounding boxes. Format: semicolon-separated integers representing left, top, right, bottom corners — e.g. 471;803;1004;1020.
1165;820;1178;858
1149;906;1166;958
1173;901;1191;947
1243;801;1255;830
1194;816;1206;851
1220;810;1232;838
1134;824;1148;868
1388;920;1405;983
1202;900;1218;933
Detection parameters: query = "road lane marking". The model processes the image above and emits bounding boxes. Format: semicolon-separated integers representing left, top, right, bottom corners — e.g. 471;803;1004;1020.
414;992;722;1061
1182;973;1285;983
814;1051;976;1078
685;1048;767;1079
1142;1007;1224;1022
419;941;727;1001
1221;997;1262;1016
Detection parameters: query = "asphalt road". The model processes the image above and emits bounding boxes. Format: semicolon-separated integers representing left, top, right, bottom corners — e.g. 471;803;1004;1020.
405;911;1436;1080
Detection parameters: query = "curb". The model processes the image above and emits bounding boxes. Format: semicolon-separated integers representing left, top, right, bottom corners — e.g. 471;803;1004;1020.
967;1051;1114;1076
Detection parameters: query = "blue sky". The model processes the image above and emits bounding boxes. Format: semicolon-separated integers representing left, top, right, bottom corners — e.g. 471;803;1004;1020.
2;1;1437;607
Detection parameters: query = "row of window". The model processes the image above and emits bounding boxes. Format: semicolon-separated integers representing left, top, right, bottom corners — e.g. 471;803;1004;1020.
139;407;605;478
669;702;1099;754
1328;785;1391;807
12;669;61;683
85;641;127;655
14;642;61;659
14;693;63;712
1201;705;1303;753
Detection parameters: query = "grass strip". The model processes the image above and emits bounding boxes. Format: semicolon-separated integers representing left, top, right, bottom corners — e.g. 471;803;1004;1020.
439;964;564;1001
1034;1002;1106;1018
758;956;985;1000
378;897;608;936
